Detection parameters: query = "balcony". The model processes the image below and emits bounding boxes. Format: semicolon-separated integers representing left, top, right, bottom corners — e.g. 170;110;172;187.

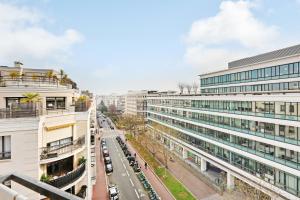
0;75;74;89
75;101;91;112
48;163;86;189
0;108;39;119
0;173;82;200
0;152;11;160
40;136;85;162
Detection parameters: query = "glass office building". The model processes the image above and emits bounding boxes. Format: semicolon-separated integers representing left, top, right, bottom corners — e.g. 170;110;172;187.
147;44;300;200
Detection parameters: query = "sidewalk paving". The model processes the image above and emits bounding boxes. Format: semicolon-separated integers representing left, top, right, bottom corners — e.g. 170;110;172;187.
92;134;108;200
154;146;222;200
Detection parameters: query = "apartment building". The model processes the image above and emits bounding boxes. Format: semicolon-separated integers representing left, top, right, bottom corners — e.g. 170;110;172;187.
147;44;300;200
97;94;125;113
124;90;158;117
0;62;97;199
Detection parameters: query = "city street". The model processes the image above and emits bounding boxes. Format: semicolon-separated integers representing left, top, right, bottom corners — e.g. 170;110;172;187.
98;115;148;200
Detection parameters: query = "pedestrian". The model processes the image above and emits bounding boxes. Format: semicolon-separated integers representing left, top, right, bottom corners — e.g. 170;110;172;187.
144;162;148;170
134;153;136;158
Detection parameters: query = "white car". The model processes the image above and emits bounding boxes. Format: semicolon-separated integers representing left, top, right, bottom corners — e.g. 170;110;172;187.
108;184;119;200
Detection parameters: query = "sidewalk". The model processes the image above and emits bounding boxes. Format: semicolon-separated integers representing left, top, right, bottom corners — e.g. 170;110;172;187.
124;137;175;200
154;147;221;200
92;134;108;200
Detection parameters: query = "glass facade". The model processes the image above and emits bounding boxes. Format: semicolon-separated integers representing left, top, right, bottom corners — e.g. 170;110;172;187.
201;80;300;94
148;112;300;169
148;106;300;145
148;99;300;121
201;62;300;87
148;121;300;197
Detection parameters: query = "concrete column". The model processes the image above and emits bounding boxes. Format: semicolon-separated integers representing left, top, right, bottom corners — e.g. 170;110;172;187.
227;172;235;190
182;148;188;159
200;158;207;172
169;140;174;151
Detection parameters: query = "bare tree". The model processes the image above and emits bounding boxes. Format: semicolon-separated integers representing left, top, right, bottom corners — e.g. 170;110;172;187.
185;84;192;94
178;82;184;94
192;82;199;94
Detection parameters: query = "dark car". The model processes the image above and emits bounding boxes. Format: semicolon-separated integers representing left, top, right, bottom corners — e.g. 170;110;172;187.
105;163;113;173
127;156;135;163
124;150;131;157
133;162;141;172
104;156;112;164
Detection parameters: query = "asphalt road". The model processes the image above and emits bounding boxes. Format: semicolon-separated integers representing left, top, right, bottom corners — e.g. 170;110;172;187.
98;113;148;200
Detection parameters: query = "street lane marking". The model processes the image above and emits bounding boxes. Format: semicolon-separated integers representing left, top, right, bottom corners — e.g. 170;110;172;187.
126;170;130;177
129;178;134;186
134;189;140;199
122;163;126;169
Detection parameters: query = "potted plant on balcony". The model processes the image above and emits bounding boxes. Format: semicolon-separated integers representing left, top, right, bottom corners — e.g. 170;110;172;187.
45;70;54;83
32;73;38;82
40;173;52;183
9;71;19;80
78;156;86;165
21;92;41;111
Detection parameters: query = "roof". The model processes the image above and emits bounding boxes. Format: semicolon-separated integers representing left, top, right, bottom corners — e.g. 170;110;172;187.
228;44;300;68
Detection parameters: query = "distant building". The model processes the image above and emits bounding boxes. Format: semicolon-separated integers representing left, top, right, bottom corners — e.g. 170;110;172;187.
124;90;159;117
97;94;125;113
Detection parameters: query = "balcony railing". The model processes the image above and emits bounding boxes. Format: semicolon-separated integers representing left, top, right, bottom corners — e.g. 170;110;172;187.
48;163;86;188
0;75;74;89
40;136;85;160
0;152;11;160
0;108;40;119
75;102;91;112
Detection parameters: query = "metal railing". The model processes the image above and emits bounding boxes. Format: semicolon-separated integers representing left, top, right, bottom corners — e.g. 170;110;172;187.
0;108;40;119
0;173;83;200
0;75;73;89
40;136;85;160
0;107;77;119
48;164;86;188
0;152;11;160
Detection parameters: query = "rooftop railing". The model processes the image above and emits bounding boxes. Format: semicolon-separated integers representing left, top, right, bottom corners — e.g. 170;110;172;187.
40;136;85;160
0;75;75;89
48;163;86;188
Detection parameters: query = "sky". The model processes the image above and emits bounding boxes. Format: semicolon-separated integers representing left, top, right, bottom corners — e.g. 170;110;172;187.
0;0;300;94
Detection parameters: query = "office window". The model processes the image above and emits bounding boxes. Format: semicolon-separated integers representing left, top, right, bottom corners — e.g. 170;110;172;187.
289;82;299;90
265;67;271;78
0;136;11;160
294;63;299;74
251;70;258;79
280;65;289;76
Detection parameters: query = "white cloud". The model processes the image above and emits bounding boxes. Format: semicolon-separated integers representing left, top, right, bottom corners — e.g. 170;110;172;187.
0;3;82;66
184;0;281;74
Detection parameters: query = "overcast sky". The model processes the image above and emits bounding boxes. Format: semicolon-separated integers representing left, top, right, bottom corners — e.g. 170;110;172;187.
0;0;300;94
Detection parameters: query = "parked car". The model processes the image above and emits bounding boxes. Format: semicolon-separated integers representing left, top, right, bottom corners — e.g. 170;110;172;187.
103;149;109;157
127;156;135;163
102;145;108;150
104;156;112;164
105;163;113;173
124;150;131;157
108;184;119;200
133;162;141;173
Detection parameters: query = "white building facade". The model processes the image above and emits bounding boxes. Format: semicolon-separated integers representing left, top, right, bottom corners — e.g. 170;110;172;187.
0;63;96;199
147;45;300;200
125;90;158;117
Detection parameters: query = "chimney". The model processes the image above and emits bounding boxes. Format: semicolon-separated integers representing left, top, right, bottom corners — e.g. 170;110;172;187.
14;61;23;68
